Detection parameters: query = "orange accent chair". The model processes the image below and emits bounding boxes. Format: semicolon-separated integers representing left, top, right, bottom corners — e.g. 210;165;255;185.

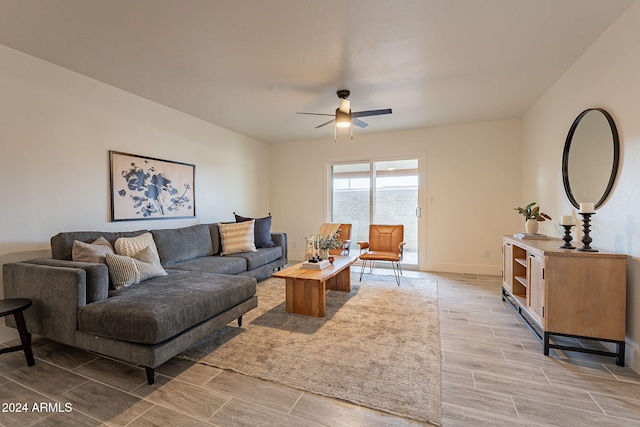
330;223;352;256
358;224;405;285
317;223;352;256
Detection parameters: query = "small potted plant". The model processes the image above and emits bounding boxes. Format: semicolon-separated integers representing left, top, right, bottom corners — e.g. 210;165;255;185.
317;231;343;259
514;202;551;235
305;231;343;261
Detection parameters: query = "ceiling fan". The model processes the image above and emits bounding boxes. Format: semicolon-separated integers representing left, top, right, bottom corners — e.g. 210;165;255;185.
297;90;392;140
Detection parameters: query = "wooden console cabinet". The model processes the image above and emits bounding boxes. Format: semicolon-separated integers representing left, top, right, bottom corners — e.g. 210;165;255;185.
502;235;627;365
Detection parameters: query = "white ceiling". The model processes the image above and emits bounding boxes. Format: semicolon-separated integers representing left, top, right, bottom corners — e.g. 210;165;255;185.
0;0;634;144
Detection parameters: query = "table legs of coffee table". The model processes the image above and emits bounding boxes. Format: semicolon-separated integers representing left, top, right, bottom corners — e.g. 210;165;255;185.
284;266;353;317
326;265;351;292
286;278;326;317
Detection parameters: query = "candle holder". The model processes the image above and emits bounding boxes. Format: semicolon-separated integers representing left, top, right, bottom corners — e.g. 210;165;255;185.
578;212;598;252
559;225;575;249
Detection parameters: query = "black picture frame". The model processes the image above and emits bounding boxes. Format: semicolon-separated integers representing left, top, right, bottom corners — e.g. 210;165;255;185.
109;151;196;221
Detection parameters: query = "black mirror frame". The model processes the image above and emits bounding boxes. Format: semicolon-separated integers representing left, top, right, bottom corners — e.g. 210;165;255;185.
561;108;620;210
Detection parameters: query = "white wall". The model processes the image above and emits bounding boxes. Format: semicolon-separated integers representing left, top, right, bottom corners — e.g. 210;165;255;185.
0;44;271;340
270;120;522;275
521;1;640;371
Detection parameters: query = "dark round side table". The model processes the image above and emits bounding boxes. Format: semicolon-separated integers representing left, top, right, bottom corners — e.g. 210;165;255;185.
0;298;35;366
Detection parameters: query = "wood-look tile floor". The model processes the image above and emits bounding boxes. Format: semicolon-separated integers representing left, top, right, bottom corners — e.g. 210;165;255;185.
2;270;640;426
438;272;640;427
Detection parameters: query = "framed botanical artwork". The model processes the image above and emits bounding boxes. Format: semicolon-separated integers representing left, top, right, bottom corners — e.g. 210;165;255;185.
109;151;196;221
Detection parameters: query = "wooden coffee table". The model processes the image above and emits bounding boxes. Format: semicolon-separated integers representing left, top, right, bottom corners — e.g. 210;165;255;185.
272;255;358;317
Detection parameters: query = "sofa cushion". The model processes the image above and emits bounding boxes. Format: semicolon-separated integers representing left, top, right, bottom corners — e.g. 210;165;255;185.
165;256;247;275
106;247;168;290
77;271;256;345
230;246;283;271
151;224;213;265
235;214;276;248
72;237;114;263
218;221;257;255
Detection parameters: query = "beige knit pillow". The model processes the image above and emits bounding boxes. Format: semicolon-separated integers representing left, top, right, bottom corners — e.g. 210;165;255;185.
114;232;159;257
106;246;167;290
135;246;167;282
218;220;257;255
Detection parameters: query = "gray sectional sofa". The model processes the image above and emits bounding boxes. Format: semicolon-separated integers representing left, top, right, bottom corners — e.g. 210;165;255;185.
2;223;287;384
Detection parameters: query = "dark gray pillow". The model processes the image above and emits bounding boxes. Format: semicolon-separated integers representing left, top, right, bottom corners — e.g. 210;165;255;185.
235;213;276;248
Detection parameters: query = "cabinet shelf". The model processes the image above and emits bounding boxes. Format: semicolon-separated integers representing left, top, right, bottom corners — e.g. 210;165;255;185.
515;258;527;267
514;275;527;287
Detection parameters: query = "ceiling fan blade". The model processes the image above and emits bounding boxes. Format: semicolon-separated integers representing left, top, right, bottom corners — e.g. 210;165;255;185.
352;118;368;128
351;108;392;118
297;112;335;117
316;118;335;128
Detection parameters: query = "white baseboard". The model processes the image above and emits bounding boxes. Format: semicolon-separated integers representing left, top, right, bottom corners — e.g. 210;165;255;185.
288;249;503;277
425;262;502;276
604;339;640;375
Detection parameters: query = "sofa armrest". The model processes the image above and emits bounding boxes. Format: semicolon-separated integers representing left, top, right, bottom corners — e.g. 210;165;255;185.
271;232;287;262
26;258;109;303
3;262;87;345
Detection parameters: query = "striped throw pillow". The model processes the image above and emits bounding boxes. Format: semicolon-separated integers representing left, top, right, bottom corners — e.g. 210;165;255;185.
218;220;257;255
106;246;167;290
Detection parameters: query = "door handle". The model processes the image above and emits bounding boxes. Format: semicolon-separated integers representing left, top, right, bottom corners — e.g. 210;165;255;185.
416;207;422;218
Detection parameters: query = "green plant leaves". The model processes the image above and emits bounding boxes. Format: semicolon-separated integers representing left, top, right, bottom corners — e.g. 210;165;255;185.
513;202;551;221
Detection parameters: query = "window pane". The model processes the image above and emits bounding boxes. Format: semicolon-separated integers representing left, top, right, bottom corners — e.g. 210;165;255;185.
331;159;419;266
331;163;370;247
374;160;418;265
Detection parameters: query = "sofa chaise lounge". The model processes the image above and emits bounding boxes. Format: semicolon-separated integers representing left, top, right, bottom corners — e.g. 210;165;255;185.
2;222;287;384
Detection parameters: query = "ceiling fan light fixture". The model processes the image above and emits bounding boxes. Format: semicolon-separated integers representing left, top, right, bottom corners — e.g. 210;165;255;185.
338;98;350;114
297;89;391;134
335;109;351;128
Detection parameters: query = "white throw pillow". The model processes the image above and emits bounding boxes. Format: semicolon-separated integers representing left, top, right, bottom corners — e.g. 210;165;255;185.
106;246;167;290
218;220;257;255
114;232;159;257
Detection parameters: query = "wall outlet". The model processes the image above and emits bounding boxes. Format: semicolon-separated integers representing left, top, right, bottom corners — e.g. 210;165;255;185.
483;250;490;258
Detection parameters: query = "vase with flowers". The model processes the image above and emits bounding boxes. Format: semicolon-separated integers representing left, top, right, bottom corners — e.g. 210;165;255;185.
514;202;551;235
306;231;343;261
317;231;343;259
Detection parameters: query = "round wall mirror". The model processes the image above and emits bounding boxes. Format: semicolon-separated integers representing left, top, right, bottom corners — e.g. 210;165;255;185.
562;108;620;210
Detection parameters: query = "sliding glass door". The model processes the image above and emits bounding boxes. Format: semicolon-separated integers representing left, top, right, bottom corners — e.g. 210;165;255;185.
331;158;420;268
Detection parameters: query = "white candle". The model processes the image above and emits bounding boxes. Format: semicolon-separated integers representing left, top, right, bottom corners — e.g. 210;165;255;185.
579;202;594;214
560;215;574;226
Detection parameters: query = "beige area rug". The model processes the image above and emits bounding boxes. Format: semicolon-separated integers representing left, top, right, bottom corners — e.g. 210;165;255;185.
178;273;441;425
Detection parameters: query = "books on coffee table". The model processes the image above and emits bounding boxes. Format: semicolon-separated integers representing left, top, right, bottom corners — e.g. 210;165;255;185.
301;260;331;270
